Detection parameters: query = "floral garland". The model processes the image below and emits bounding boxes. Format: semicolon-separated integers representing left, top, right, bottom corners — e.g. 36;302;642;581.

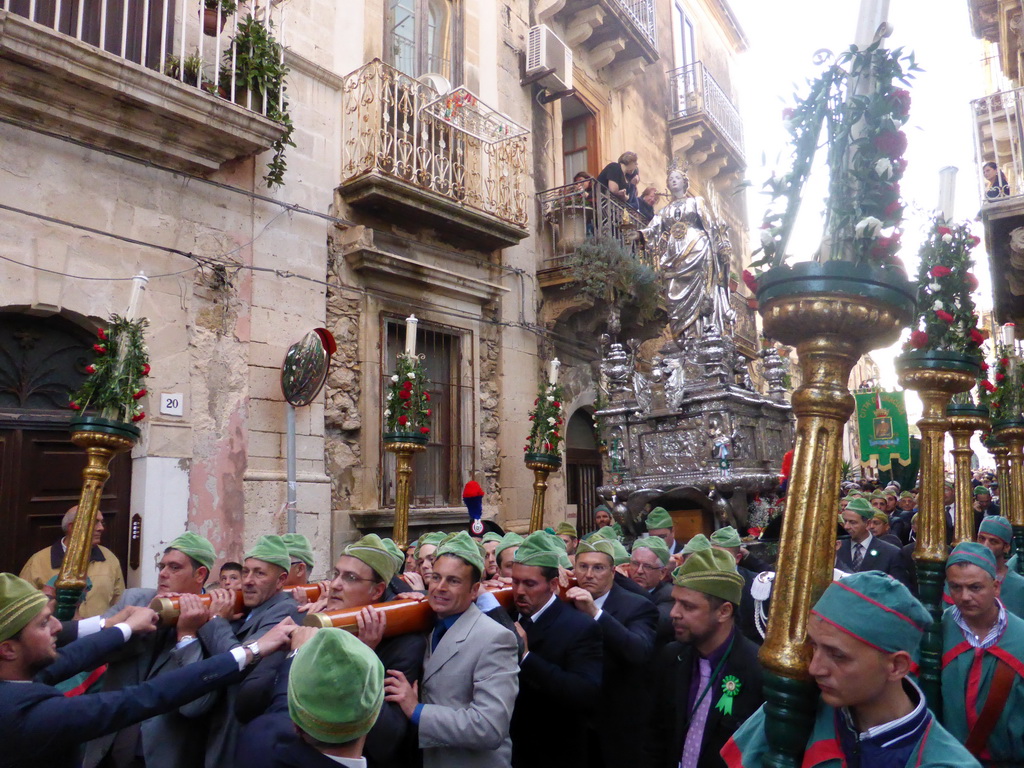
982;343;1024;423
383;353;432;437
748;41;919;279
904;218;984;356
68;315;150;423
525;382;565;455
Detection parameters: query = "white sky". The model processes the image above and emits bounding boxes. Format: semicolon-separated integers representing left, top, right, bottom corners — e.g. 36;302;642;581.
729;0;995;463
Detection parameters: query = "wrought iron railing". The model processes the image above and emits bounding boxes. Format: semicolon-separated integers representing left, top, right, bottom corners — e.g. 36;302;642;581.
972;87;1024;204
536;181;652;270
612;0;656;50
340;59;529;229
670;61;744;160
2;0;285;120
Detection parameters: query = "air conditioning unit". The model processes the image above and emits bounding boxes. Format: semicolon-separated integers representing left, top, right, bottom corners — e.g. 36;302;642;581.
526;24;572;92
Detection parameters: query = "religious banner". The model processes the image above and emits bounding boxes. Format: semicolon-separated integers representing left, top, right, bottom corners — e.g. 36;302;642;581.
854;390;912;470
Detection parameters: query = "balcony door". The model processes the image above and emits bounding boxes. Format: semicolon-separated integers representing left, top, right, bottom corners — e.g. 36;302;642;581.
561;94;599;182
386;0;462;82
671;0;696;70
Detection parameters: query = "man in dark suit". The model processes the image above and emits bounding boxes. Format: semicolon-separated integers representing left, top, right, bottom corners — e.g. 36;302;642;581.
567;538;657;766
236;533;423;768
629;538;674;646
510;532;603;768
835;498;909;586
644;549;765;768
646;507;685;555
186;535;301;768
0;572;297;768
709;528;761;646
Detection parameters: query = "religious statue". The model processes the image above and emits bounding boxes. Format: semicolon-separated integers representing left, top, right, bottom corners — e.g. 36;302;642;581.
637;168;735;343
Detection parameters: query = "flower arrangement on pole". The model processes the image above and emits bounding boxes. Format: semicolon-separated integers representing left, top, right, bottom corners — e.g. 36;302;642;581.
983;342;1024;425
524;382;565;458
383;352;432;441
68;315;150;424
902;217;985;360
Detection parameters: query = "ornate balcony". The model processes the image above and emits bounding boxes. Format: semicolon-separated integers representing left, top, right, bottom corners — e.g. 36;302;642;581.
338;59;530;250
535;181;652;287
669;61;745;173
0;0;288;173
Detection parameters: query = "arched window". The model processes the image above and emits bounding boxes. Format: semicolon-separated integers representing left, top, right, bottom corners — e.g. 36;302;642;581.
386;0;461;82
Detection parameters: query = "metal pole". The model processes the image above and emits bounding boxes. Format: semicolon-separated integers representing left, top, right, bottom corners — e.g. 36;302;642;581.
286;403;297;533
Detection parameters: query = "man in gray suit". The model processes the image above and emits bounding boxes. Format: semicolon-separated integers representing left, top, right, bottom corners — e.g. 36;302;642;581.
83;531;218;768
835;498;910;587
190;535;300;768
384;531;519;768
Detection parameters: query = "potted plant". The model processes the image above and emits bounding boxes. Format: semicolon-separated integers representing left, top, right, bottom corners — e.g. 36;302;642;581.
164;50;208;89
204;0;237;36
222;13;294;187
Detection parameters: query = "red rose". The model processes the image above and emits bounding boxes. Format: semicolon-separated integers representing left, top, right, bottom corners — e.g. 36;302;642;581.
894;157;909;175
552;401;561;408
884;200;903;218
85;365;96;374
1001;357;1010;367
742;269;759;293
402;381;412;391
68;401;81;410
398;415;408;426
420;426;430;434
132;412;146;422
935;310;954;324
97;328;107;340
984;380;997;392
398;390;411;400
424;392;430;401
981;360;990;371
141;363;151;375
937;226;953;236
425;409;432;417
873;130;908;158
133;389;147;400
929;266;952;278
997;373;1007;382
964;273;979;291
889;88;911;117
909;330;929;349
970;328;985;345
968;235;981;248
93;344;107;354
544;442;553;451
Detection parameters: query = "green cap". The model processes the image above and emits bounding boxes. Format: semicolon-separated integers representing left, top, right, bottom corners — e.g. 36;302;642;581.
709;526;742;549
882;490;897;500
845;497;874;519
632;536;671;566
979;515;1013;545
811;572;932;657
591;526;620;542
947;541;997;579
244;535;292;573
496;532;525;560
435;531;485;575
415;532;445;560
481;532;503;545
671;548;744;605
281;533;314;568
974;485;992;496
899;491;915;500
344;534;400;584
871;511;890;525
554;521;578;538
870;491;886;501
646;507;673;531
513;531;568;569
380;538;407;572
288;628;384;743
682;534;711;555
168;531;216;572
0;574;48;643
576;538;616;563
608;539;630;566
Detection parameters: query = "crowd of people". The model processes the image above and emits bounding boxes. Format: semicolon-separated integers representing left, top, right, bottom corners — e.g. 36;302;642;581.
0;474;1020;768
571;150;663;225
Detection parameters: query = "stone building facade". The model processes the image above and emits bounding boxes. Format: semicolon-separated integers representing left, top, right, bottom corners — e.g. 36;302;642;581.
0;0;755;585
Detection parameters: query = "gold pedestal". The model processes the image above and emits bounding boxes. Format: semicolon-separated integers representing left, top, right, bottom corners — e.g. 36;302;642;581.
896;362;977;713
525;453;561;533
55;427;137;620
993;424;1024;573
385;439;426;549
947;408;990;545
991;442;1011;518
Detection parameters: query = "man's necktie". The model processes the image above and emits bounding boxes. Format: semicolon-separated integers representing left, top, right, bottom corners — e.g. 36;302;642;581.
852;542;864;570
431;622;449;652
680;657;713;768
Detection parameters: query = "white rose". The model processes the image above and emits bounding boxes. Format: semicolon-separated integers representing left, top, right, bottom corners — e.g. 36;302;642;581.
874;158;893;178
390;375;399;383
929;282;941;292
547;417;557;425
547;396;555;402
942;233;953;244
384;409;391;417
933;300;944;311
760;230;774;248
855;217;882;238
407;372;416;380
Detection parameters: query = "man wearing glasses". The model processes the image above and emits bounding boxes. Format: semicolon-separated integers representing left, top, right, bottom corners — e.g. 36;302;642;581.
567;537;658;766
630;537;674;646
235;533;424;768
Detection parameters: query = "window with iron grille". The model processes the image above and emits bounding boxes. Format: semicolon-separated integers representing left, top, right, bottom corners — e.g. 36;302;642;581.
380;317;475;508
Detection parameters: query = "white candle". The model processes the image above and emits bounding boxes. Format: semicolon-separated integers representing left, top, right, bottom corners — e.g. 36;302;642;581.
854;0;891;47
938;166;958;223
1003;323;1016;347
548;358;560;385
404;315;418;357
125;273;149;321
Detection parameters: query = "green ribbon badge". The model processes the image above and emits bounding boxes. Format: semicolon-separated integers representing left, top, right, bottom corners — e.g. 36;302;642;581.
715;675;742;716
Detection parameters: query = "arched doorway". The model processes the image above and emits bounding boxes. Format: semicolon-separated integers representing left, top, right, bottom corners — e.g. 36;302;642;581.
0;311;132;575
565;409;603;535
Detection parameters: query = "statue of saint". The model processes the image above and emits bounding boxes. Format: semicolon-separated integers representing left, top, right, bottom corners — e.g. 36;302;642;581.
638;169;735;342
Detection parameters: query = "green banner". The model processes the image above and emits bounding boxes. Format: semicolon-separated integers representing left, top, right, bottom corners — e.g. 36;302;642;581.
854;390;911;470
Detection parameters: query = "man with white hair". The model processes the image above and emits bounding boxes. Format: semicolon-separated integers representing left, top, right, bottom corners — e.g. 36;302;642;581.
20;506;124;618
